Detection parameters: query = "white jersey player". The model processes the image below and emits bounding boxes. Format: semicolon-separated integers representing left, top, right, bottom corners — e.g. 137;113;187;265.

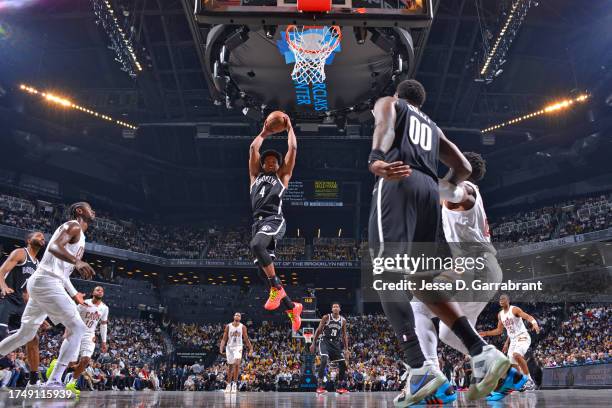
0;202;96;392
410;152;514;402
413;152;501;361
64;286;109;394
219;313;253;393
479;294;540;389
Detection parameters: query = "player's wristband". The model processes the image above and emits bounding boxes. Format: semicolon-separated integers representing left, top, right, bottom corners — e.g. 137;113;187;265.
368;149;385;167
439;179;466;203
530;319;537;325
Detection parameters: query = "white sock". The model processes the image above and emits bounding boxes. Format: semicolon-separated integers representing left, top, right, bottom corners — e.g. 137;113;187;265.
48;362;68;383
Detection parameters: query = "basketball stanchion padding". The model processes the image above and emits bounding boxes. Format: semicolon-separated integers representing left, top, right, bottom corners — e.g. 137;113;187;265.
298;0;332;12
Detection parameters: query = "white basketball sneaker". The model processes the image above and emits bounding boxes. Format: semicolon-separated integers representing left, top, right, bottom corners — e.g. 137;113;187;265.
231;382;237;393
224;383;232;393
467;345;511;400
393;360;447;407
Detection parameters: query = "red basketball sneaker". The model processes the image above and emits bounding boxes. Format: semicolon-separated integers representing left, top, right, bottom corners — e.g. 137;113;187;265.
287;302;303;332
264;286;286;310
316;387;327;395
336;388;349;394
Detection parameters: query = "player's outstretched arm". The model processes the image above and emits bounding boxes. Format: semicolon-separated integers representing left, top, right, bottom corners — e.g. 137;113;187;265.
479;314;504;337
219;324;229;354
439;130;472;185
514;306;540;333
369;97;412;181
249;125;273;183
279;115;297;186
242;325;254;355
0;248;26;296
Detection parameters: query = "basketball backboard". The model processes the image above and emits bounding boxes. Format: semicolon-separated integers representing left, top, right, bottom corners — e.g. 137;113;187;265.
195;0;433;28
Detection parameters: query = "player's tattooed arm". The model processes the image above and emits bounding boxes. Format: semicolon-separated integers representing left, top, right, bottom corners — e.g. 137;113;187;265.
369;97;412;180
49;222;95;280
242;325;254;356
0;248;26;297
514;307;540;334
439;129;472;185
479;314;504;337
309;314;329;353
219;324;229;354
279;115;297;187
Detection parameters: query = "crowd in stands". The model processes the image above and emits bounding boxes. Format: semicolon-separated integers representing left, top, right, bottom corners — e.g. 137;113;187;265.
491;193;612;244
2;189;610;261
0;300;609;391
0;316;168;390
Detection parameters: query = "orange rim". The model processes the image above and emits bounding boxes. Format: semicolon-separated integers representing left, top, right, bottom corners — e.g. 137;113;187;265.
285;25;342;55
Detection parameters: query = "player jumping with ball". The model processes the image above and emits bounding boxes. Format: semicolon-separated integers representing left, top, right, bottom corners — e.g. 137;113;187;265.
248;111;302;332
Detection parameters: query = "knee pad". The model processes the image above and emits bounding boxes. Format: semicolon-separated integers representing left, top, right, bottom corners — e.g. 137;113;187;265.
250;236;273;267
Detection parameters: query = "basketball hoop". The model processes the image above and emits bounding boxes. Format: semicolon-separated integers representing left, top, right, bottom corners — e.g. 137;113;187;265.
302;326;315;344
286;25;342;85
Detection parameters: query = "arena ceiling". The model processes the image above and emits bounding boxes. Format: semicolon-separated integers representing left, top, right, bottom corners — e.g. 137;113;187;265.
0;0;610;215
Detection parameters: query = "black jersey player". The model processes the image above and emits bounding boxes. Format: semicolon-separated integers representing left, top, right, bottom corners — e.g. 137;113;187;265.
0;231;48;388
248;113;302;332
368;79;510;406
310;303;349;395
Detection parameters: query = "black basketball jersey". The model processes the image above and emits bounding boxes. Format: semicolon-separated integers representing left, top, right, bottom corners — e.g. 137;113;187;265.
322;314;344;345
5;248;38;305
385;99;440;181
250;172;285;218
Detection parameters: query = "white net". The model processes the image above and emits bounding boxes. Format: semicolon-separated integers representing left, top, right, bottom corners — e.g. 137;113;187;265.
286;25;342;85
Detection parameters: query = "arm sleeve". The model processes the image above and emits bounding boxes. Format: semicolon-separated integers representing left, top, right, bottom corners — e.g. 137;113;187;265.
439;179;466;203
100;323;108;343
63;277;78;298
100;306;109;343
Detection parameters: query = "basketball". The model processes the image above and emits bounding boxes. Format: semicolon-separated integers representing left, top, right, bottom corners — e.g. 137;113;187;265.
264;111;288;133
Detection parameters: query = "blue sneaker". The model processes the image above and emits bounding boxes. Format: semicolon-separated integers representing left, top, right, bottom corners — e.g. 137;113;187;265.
486;368;528;401
393;361;447;407
417;381;457;405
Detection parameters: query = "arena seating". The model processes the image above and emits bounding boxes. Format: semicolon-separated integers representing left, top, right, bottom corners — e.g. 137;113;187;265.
2;190;609;261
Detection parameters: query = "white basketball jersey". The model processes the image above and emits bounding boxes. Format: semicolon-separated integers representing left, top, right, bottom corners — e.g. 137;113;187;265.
500;305;528;340
442;181;495;256
38;221;86;281
227;323;243;348
79;299;109;334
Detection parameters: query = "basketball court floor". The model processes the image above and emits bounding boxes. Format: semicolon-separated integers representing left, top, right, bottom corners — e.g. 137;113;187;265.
0;390;609;407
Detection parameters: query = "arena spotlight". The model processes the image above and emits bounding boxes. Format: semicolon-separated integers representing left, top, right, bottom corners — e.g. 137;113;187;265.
480;0;534;82
19;84;138;130
481;93;589;133
92;0;142;77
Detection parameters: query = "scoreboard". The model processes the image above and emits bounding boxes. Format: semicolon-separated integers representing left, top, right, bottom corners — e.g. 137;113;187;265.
286;180;343;207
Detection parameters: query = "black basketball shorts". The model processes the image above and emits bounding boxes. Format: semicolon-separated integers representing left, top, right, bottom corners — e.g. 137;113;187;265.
318;339;344;362
252;215;286;261
368;171;441;262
